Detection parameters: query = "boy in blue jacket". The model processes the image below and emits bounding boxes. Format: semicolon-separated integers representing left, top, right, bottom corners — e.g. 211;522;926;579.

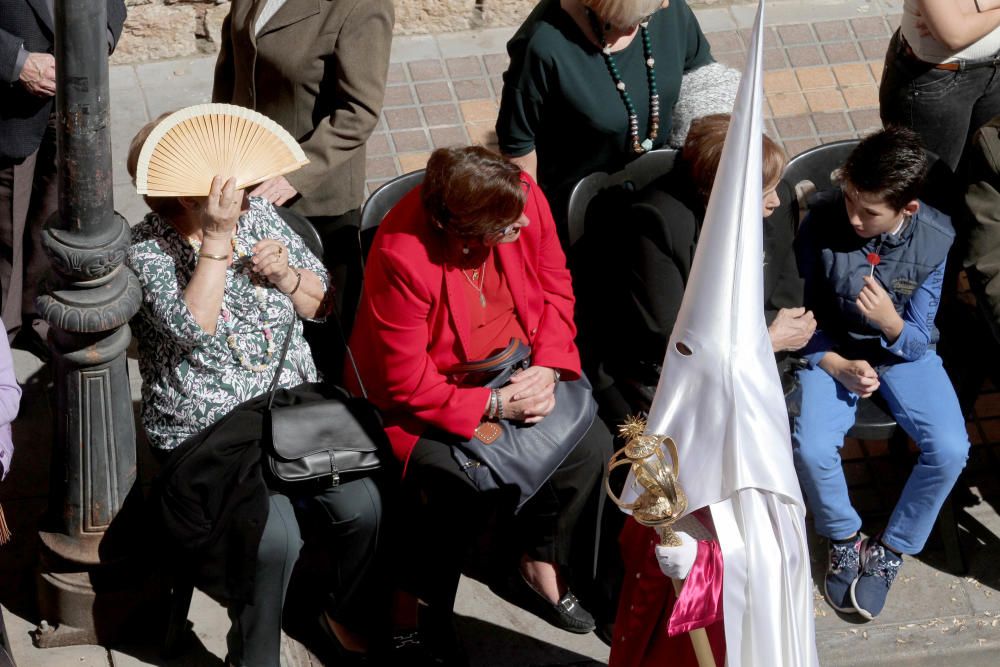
793;127;969;620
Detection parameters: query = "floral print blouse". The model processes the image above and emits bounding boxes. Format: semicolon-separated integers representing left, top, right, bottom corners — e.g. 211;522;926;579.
126;197;329;450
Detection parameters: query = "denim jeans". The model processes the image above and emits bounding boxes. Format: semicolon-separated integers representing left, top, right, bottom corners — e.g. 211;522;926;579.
790;349;969;554
880;30;1000;171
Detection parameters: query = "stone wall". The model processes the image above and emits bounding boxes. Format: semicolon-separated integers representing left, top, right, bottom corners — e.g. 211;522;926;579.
111;0;730;64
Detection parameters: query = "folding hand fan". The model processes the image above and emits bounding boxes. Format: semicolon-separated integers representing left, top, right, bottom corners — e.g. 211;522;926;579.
135;103;309;197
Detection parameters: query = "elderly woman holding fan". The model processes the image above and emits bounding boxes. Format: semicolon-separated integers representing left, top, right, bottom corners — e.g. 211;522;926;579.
125;107;384;667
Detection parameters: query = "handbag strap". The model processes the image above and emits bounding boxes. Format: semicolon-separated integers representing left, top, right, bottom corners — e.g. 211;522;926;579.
266;303;368;411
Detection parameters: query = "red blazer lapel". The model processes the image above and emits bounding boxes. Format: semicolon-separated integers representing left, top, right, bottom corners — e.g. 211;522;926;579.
443;265;474;361
497;241;531;336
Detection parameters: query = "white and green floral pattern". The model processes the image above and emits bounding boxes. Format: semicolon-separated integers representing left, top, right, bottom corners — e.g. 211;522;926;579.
126;197;329;450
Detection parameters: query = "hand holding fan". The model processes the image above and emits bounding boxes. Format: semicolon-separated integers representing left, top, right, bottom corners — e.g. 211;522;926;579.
135;104;308;197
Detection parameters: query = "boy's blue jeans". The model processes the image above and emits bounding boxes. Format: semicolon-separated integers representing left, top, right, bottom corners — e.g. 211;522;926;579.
791;350;969;554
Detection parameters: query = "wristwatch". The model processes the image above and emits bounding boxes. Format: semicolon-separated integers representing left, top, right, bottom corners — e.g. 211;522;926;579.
552;368;561;383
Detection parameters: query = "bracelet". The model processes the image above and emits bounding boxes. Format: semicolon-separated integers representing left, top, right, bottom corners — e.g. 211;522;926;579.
198;251;229;261
285;269;303;296
495;388;504;420
489;389;499;420
552;368;561;384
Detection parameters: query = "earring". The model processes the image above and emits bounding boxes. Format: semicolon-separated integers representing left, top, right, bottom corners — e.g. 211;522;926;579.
462;245;470;255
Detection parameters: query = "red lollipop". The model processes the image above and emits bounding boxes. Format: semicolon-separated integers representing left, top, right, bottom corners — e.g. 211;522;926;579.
866;252;880;276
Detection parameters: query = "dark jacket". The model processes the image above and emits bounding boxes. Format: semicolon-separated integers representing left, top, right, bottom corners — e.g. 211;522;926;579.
154;394;270;605
0;0;127;160
964;117;1000;343
797;189;954;360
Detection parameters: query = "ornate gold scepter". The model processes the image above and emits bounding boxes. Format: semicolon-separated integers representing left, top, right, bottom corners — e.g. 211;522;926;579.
607;416;717;667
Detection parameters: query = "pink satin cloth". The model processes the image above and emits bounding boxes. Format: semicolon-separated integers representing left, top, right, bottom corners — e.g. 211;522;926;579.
609;512;726;667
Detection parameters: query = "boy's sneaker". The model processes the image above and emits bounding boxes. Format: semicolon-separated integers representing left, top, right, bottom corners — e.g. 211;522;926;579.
825;535;862;613
850;536;903;620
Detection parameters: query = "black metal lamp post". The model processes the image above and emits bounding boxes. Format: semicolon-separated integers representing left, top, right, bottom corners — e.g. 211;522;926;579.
31;0;143;648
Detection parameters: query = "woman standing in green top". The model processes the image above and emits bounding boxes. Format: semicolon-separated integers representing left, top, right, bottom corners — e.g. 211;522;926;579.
496;0;714;226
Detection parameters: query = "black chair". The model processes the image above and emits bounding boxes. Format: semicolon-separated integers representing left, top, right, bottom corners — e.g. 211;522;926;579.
275;205;324;260
359;170;425;261
785;140;966;573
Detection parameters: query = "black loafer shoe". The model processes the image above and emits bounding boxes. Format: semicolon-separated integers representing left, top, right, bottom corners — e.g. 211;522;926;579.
316;612;371;666
517;575;596;634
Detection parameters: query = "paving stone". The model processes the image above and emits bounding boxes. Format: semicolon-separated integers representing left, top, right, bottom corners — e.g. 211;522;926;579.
784;136;821;157
366;132;391;157
811;111;850;134
859;37;890;59
813;19;851;42
796;66;836;90
764;69;799;94
823;42;863;64
446;55;484;78
460;99;499;123
851;16;890;38
430;126;470;148
383;84;416;107
454;79;491;101
422;103;462;127
762;48;787;71
777;23;816;46
483;53;510;75
774;114;815;139
787;45;825;68
719;50;749;71
490;75;506;98
805;89;847;113
416;81;455;104
465;122;498;147
740;26;779;49
768;91;809;116
708;30;743;53
870;60;886;85
408;59;446;81
833;62;874;87
366;178;393;198
384;107;424;130
391;129;431;152
366;155;398;180
399;151;432;172
386;62;407;84
842;85;879;109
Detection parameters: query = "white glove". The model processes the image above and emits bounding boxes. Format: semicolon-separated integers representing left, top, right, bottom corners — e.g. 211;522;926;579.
654;531;698;580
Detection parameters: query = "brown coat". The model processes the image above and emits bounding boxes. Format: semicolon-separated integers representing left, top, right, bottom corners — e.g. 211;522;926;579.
213;0;394;218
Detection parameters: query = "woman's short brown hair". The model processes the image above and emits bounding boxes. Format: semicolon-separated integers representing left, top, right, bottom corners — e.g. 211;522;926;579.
682;113;787;202
583;0;664;29
126;112;184;219
421;146;526;238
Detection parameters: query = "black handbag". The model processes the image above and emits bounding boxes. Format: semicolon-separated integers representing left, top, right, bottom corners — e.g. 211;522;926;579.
447;339;598;511
264;316;383;488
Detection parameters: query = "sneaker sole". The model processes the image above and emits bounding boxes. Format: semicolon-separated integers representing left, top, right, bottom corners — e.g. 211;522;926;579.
824;578;859;615
849;577;875;621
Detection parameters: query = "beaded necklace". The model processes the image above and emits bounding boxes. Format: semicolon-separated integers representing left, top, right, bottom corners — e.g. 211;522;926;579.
189;234;276;373
586;9;660;154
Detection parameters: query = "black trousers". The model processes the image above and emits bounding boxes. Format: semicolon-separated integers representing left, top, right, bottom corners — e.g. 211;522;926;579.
397;418;611;610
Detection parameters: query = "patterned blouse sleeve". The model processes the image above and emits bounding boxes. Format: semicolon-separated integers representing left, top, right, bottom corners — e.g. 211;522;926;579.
260;202;330;292
126;238;215;349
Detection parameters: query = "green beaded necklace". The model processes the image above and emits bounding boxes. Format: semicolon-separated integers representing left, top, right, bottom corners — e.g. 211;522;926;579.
586;9;660;154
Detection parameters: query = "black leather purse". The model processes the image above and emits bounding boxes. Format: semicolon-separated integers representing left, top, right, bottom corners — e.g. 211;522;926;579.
264;318;384;489
447;339;598;511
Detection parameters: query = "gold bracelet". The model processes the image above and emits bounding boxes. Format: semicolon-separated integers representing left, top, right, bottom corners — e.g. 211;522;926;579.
198;251;229;261
285;269;303;296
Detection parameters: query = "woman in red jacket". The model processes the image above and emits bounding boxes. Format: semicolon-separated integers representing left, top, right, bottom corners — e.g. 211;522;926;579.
349;146;611;662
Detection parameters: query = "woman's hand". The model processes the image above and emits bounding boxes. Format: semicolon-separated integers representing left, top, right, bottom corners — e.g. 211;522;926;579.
856;276;904;342
251;239;299;293
200;176;242;240
819;353;880;397
768;307;816;352
498;365;558;424
250;175;298;206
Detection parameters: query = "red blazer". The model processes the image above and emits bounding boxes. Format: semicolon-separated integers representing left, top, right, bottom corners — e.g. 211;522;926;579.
347;174;581;470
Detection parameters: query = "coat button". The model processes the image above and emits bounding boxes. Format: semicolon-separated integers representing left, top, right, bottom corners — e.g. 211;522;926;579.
530;327;538;334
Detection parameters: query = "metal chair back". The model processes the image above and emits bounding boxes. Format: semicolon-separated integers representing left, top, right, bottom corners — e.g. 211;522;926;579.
359;170;425;259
